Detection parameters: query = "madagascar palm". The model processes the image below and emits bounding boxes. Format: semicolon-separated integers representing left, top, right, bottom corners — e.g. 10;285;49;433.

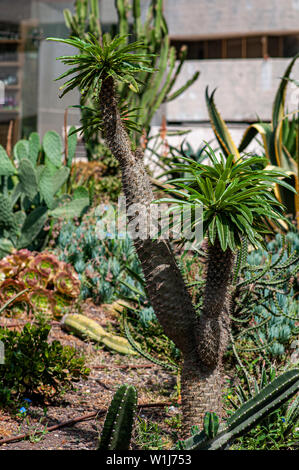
48;33;295;435
158;147;294;422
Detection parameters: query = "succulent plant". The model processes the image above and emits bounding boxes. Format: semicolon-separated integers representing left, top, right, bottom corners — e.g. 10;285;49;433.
0;129;90;257
178;368;299;450
54;207;145;304
29;289;54;315
54;269;81;298
30;252;60;280
62;313;139;356
230;231;299;358
20;267;47;290
0;322;90;405
0;279;28;303
98;384;138;450
0;249;81;319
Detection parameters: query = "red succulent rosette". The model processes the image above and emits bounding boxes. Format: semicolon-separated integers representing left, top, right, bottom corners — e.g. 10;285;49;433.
12;249;34;269
0;257;19;279
19;268;48;290
29;252;60;281
0;249;34;279
52;292;72;319
53;270;81;298
29;288;55;314
0;279;28;304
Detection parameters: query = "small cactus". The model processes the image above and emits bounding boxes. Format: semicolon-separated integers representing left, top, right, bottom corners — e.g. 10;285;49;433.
98;384;137;450
203;411;219;439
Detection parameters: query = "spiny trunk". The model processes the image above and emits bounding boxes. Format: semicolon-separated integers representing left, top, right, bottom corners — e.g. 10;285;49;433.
180;240;234;435
98;76;198;356
196;239;234;369
97;76;234;435
181;356;223;436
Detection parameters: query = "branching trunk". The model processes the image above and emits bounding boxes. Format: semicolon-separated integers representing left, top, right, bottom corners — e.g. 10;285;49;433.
97;76;235;436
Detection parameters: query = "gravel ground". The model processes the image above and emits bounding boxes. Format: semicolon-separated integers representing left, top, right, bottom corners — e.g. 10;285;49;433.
0;301;179;451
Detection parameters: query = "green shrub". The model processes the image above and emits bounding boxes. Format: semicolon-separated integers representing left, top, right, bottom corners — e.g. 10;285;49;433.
0;322;90;407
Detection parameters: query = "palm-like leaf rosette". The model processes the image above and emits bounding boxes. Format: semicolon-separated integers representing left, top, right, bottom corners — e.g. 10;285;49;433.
47;33;155;135
158;144;296;251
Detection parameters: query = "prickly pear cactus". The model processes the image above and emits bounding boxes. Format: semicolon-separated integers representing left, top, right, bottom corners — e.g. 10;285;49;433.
0;130;87;255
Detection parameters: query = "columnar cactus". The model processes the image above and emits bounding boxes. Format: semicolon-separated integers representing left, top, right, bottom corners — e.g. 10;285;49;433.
62;313;139;355
98;384;138;450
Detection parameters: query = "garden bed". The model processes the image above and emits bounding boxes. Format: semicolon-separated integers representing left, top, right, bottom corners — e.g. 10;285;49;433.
0;301;181;451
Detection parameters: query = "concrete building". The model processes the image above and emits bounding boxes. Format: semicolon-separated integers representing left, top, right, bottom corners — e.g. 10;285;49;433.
163;0;299;150
0;0;298;152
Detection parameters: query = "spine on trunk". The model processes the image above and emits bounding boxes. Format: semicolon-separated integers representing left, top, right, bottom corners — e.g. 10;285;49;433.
196;239;234;369
98;76;198;357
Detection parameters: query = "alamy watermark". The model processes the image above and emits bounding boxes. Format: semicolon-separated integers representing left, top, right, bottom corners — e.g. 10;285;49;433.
93;196;203;250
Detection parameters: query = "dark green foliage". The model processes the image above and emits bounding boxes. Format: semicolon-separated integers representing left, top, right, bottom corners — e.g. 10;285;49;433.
94;175;122;202
158;144;295;251
0;323;90;406
98;384;137;450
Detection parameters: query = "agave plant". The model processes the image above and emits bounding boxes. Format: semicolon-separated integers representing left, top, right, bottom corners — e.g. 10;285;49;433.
50;32;295;435
206;53;299;227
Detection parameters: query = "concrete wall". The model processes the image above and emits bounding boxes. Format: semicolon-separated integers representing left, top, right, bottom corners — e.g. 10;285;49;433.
38;41;81;137
166;58;299;123
34;1;81;137
164;0;299;37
